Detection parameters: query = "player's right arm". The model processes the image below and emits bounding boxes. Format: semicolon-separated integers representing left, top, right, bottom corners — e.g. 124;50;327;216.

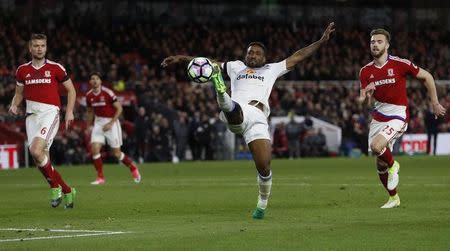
358;68;375;104
161;55;223;68
8;85;24;115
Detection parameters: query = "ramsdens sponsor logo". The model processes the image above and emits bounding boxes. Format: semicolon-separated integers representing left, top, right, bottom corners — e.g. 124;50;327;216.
92;102;106;107
25;78;51;85
370;78;395;87
236;74;264;82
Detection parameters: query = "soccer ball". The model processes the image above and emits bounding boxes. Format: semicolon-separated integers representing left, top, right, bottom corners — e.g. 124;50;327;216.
187;57;214;83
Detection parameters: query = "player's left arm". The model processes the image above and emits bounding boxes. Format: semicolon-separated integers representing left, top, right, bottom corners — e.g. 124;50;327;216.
415;68;446;117
103;101;123;131
62;79;76;130
286;22;335;70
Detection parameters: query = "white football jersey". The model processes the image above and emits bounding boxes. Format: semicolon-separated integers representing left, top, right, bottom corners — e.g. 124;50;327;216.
222;60;289;117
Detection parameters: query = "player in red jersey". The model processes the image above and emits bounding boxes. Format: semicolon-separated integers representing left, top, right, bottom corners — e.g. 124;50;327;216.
85;72;141;185
359;29;446;208
9;34;77;209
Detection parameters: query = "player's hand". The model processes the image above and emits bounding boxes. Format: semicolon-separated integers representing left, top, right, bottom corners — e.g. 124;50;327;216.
8;105;18;115
161;55;180;68
360;83;376;99
432;102;446;119
65;111;74;130
102;122;113;132
320;22;335;42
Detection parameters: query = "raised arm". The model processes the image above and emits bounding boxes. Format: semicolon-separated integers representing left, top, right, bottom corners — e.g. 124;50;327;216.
161;55;195;67
286;22;335;70
415;68;446;118
161;55;223;68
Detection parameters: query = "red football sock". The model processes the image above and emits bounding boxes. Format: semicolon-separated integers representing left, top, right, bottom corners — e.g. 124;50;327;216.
92;154;104;178
378;147;394;167
52;168;72;194
120;153;137;172
38;159;58;188
378;168;397;196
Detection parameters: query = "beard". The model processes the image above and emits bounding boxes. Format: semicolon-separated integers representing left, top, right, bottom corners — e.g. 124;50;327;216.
371;47;386;58
246;59;265;68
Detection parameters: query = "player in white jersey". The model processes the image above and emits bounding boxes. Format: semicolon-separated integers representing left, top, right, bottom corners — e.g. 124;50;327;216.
162;22;335;219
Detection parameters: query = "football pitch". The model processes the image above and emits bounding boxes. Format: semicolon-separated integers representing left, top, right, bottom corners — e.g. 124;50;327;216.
0;156;449;250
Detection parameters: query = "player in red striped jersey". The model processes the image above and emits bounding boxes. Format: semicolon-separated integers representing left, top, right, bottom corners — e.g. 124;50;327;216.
359;29;446;208
85;72;141;185
9;34;77;209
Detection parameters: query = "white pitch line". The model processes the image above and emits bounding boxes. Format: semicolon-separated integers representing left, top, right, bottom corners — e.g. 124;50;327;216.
0;228;129;243
0;228;124;233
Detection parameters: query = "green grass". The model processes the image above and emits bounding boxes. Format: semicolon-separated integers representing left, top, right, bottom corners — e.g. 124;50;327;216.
0;156;449;250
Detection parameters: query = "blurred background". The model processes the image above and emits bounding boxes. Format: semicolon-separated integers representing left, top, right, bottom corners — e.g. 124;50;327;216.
0;0;449;168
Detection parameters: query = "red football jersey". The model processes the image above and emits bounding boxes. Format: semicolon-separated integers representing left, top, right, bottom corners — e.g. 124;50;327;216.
15;59;69;107
86;86;117;118
359;55;420;122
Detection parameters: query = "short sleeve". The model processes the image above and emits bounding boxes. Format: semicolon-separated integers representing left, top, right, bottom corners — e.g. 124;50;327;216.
54;63;69;82
103;88;117;103
225;60;246;76
15;68;24;86
404;60;420;77
270;60;289;78
359;68;368;89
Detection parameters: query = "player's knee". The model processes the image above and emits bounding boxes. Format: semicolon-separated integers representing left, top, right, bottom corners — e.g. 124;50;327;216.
112;150;122;159
29;145;44;159
255;158;271;172
370;142;383;155
225;104;243;124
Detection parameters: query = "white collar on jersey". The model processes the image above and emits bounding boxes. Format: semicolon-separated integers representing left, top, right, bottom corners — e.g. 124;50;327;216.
373;55;390;69
31;58;47;70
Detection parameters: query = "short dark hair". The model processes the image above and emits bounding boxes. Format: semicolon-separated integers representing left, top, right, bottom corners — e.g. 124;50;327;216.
89;71;102;79
247;41;267;54
370;28;391;43
29;33;47;45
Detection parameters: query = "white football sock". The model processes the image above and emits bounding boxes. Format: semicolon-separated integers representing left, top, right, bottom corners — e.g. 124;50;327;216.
216;92;234;112
257;171;272;209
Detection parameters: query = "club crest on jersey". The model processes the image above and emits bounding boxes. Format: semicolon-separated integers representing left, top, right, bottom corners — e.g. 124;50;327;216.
45;71;51;77
387;68;394;77
246;69;256;74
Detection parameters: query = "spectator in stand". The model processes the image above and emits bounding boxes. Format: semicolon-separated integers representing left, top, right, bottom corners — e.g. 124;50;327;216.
134;106;150;163
285;112;302;159
272;122;289;158
424;106;443;155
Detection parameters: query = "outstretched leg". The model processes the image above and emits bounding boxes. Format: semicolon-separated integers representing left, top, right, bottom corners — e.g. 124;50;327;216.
211;63;243;124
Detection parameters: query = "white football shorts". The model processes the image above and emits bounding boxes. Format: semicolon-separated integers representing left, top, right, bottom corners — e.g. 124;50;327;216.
91;117;123;148
368;119;408;152
219;103;270;144
25;106;60;152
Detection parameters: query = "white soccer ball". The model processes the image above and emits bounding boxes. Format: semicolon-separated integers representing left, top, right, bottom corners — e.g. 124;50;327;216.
187;57;213;83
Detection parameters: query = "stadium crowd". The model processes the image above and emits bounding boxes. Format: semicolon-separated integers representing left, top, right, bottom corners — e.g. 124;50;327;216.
0;14;449;163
